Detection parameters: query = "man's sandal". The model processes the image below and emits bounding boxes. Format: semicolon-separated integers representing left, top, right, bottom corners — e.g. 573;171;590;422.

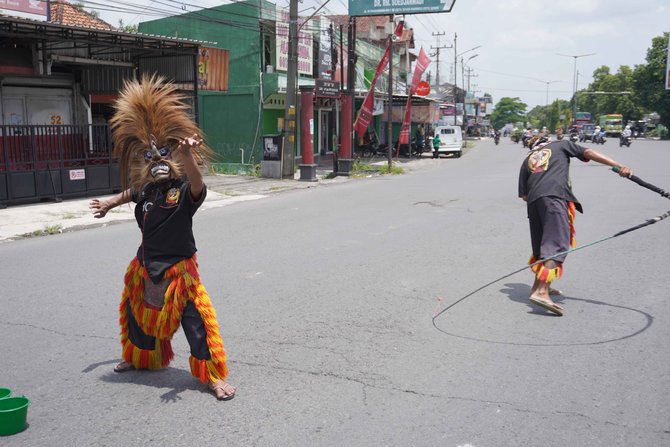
113;361;135;373
529;297;564;316
208;381;236;401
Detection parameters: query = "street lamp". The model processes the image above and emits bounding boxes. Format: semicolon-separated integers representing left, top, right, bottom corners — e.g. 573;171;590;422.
536;79;560;106
557;52;596;122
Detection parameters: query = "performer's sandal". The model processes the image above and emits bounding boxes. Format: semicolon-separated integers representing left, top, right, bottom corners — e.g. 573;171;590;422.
113;361;135;373
529;297;564;316
208;381;236;401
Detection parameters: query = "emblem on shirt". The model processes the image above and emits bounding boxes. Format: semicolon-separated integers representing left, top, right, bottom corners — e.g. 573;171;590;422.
528;149;552;173
166;188;180;206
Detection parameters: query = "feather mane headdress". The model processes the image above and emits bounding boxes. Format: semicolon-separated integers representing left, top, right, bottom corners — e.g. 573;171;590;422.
110;74;212;192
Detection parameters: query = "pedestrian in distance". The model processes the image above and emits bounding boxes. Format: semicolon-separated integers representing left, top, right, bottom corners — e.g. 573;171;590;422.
89;75;236;401
432;131;441;159
518;135;632;316
415;124;426;153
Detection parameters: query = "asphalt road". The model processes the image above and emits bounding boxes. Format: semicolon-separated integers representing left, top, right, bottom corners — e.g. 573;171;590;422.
1;137;669;447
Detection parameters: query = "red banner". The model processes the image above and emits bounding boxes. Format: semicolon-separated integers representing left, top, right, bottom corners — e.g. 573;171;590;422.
353;21;403;137
398;48;431;145
354;46;389;137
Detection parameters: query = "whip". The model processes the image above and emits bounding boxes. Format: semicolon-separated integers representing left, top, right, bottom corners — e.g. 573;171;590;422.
432;168;670;325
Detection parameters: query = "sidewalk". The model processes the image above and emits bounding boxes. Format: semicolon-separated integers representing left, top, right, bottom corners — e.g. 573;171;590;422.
0;154;435;243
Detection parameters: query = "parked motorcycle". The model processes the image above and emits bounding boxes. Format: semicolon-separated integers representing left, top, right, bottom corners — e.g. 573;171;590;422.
619;135;632;147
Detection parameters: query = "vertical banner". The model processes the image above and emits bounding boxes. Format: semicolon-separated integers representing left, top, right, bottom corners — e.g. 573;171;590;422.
319;18;333;79
354;46;390;137
354;21;404;137
398;48;431;145
666;33;670;89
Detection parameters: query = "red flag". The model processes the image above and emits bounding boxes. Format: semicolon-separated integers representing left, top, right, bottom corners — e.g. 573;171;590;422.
354;46;390;137
354;21;404;137
398;48;431;145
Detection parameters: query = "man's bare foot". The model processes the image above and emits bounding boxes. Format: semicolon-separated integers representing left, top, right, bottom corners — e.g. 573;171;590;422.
114;361;135;373
208;380;236;401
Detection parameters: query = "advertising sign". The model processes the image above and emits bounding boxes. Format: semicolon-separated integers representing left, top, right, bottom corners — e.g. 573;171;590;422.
276;8;313;76
198;47;229;91
319;18;333;79
0;0;47;18
348;0;456;17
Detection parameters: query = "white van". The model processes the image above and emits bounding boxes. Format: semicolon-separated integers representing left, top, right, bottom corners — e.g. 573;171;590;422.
432;125;463;158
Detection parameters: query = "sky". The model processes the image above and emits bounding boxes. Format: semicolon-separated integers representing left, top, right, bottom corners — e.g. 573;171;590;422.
91;0;669;111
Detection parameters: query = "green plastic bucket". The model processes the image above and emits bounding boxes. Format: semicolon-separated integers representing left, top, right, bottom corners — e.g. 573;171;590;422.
0;396;29;436
0;389;11;399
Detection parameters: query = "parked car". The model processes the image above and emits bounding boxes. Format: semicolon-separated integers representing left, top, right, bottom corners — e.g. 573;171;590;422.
578;123;596;142
430;125;463;158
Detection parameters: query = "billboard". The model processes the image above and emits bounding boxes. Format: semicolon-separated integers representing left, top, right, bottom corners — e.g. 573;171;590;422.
348;0;456;17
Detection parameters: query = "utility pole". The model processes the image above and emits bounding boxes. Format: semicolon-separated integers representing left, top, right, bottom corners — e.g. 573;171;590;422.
387;30;393;167
282;0;298;178
430;32;451;87
453;32;458;121
465;67;478;93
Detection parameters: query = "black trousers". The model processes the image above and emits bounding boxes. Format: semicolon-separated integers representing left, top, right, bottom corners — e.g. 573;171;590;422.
126;301;211;360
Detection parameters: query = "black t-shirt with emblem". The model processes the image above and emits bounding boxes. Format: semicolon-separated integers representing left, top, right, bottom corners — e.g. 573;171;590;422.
518;140;588;212
132;177;206;283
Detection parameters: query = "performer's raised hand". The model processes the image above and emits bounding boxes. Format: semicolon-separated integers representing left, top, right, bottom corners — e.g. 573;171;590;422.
178;134;203;152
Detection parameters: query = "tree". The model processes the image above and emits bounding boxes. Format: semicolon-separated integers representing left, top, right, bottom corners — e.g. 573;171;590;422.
634;32;670;131
576;65;642;124
491;97;527;129
118;20;138;33
526;99;571;131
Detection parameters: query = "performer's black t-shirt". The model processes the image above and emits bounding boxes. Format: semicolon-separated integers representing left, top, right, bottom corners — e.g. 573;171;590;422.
132;178;206;283
518;140;588;212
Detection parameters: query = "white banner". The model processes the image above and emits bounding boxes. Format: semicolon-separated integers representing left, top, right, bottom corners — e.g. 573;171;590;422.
276;8;313;76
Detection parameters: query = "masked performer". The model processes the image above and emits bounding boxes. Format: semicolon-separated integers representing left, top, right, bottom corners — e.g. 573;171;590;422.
518;135;631;316
89;75;235;400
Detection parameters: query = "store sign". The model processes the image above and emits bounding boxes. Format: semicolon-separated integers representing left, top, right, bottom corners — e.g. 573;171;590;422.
415;81;430;96
348;0;456;17
315;79;341;98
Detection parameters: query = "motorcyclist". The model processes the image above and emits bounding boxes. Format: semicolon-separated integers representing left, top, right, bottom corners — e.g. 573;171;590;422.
522;127;533;147
569;126;579;142
620;125;632;146
599;126;606;143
